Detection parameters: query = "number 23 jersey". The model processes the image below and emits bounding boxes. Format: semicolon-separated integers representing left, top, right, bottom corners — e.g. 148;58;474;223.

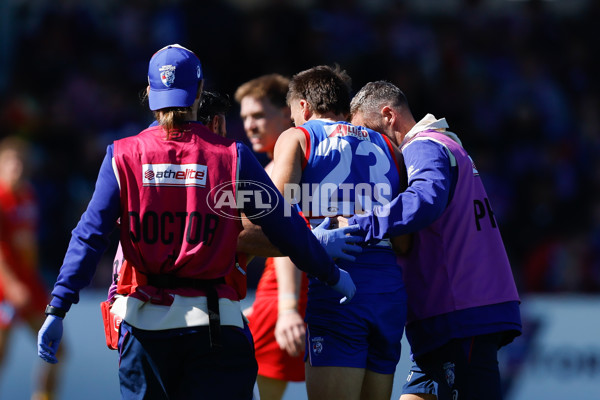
297;119;402;219
297;119;405;297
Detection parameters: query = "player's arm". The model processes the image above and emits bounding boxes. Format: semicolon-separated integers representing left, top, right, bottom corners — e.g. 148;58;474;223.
269;127;305;192
237;215;282;257
236;128;304;257
268;128;308;356
274;256;305;357
236;142;340;284
237;129;361;260
349;139;453;241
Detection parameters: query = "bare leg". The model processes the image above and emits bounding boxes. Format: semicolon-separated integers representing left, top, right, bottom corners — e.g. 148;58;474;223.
360;369;395;400
305;363;365;400
256;375;288;400
400;394;437;400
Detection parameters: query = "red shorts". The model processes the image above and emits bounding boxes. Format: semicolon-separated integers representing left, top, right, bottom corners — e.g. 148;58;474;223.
247;258;308;382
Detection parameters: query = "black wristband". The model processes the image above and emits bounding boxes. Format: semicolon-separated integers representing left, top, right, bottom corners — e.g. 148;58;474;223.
45;305;66;319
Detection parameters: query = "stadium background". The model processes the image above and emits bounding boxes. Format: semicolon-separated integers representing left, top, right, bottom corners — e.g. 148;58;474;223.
0;0;598;398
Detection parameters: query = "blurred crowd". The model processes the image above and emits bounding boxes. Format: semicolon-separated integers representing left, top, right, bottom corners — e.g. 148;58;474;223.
0;0;598;294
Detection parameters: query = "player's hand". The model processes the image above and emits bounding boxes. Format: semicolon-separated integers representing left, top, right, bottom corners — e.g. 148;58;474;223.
330;268;356;304
38;315;63;364
335;216;349;228
275;309;306;357
312;217;363;262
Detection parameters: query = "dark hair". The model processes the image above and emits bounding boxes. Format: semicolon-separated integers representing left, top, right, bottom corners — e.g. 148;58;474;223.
287;65;351;117
197;91;231;124
234;74;290;109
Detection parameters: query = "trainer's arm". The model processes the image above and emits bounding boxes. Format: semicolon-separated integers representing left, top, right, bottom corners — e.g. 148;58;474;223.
237;128;303;256
50;145;121;312
236;142;340;285
388;136;413;254
237;215;282;257
349;139;453;241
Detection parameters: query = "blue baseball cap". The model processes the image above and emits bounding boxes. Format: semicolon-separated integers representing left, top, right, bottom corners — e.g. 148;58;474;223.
147;44;203;111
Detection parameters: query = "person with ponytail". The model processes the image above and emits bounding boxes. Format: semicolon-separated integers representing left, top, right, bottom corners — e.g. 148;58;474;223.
37;44;356;400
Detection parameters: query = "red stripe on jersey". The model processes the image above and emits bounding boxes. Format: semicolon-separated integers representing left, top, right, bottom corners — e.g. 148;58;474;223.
381;134;401;178
297;127;311;170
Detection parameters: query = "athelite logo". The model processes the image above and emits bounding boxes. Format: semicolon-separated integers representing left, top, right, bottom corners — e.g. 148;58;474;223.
143;163;207;187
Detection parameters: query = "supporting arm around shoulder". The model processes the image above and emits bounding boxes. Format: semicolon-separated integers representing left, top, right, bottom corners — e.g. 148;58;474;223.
237;142;355;302
237;214;283;257
238;215;363;261
348;139;453;241
237;142;337;282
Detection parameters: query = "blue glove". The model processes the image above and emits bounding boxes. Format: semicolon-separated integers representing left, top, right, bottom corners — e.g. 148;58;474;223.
330;268;356;304
38;315;63;364
312;218;364;262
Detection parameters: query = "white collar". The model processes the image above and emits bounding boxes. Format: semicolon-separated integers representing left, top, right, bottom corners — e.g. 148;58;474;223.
405;113;462;146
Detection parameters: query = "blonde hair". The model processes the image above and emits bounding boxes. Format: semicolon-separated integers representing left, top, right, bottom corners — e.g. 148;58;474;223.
142;80;203;139
153;108;191;139
234;74;290;108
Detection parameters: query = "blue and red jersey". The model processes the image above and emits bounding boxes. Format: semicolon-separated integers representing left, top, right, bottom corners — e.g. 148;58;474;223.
295;119;405;299
298;119;402;219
